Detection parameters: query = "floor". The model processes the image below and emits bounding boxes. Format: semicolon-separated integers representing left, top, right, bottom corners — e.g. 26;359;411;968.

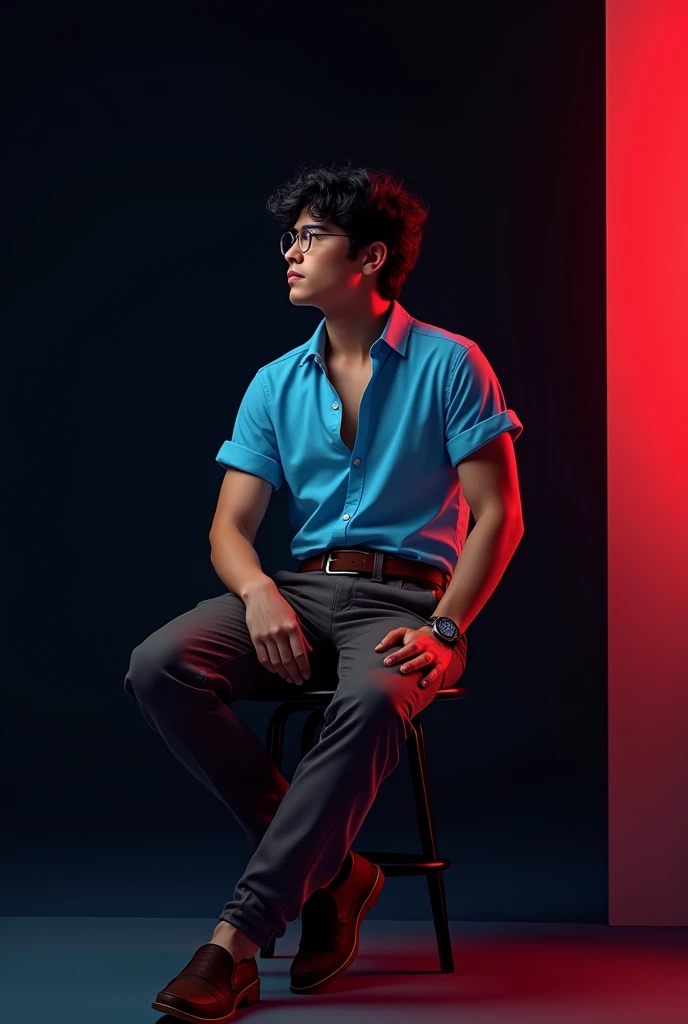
3;916;687;1024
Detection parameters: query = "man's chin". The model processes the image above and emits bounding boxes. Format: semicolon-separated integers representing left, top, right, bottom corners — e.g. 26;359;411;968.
288;285;328;313
288;288;313;304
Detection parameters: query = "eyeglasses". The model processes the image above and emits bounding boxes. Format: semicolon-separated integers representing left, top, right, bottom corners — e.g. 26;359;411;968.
280;228;351;255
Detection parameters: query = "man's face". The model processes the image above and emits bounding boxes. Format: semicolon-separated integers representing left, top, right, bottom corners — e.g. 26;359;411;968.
283;205;382;309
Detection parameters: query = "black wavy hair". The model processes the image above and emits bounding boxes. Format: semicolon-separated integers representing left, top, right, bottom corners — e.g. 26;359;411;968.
265;159;429;302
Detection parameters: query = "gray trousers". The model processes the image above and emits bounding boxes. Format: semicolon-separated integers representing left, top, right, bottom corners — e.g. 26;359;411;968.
123;565;468;949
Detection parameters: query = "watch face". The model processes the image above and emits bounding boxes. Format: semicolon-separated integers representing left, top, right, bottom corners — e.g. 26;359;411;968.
436;616;459;640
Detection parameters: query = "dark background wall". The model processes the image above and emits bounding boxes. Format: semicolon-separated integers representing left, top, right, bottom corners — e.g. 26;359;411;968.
2;0;606;922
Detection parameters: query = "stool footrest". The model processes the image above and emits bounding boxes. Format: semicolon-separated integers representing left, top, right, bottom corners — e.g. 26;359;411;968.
356;850;451;875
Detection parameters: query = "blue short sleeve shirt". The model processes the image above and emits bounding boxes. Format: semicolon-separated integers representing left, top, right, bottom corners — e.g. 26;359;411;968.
216;299;523;578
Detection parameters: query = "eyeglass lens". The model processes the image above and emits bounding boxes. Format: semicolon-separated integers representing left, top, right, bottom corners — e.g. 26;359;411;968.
280;230;310;255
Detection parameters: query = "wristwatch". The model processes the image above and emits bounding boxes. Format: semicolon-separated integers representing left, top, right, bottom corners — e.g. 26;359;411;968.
425;615;463;648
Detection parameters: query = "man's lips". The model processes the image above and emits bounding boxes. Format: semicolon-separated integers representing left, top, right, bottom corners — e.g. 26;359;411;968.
287;272;304;280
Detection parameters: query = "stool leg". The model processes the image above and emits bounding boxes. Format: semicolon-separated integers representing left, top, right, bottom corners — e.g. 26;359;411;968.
264;702;292;771
406;720;455;973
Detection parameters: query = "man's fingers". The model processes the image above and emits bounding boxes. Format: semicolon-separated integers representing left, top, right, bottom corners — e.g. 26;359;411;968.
271;636;304;685
292;633;311;680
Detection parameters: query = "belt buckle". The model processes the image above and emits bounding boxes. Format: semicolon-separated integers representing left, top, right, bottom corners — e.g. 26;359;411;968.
324;551;361;575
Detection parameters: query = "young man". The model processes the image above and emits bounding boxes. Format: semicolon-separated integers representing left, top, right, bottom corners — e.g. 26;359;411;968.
125;159;524;1019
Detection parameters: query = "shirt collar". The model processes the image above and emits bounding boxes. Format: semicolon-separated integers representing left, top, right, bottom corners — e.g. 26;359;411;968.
297;298;413;368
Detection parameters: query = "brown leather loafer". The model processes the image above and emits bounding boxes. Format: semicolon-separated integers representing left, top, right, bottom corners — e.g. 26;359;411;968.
290;849;385;994
151;942;260;1023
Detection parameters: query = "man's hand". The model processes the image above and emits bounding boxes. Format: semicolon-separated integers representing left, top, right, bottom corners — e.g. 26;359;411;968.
244;578;313;686
374;624;453;688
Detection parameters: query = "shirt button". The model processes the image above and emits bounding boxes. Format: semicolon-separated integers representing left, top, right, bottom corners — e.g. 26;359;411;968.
332;402;339;410
353;458;361;466
342;513;350;521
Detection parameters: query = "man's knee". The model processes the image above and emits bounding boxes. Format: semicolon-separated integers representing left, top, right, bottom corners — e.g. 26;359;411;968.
123;633;195;704
331;682;403;729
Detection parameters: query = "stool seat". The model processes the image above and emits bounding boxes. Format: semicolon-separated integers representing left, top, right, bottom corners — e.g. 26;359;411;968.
249;675;467;973
248;684;468;703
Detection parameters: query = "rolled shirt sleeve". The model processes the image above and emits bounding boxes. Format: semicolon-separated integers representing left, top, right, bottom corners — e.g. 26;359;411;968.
445;344;523;467
215;371;284;490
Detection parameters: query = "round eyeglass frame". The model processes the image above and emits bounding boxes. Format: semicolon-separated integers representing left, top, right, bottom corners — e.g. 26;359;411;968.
280;228;351;255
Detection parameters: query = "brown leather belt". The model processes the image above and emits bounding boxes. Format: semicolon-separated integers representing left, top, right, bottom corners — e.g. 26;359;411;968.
298;548;449;595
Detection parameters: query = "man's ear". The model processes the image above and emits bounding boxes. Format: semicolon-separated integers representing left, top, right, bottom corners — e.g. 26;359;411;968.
362;241;387;274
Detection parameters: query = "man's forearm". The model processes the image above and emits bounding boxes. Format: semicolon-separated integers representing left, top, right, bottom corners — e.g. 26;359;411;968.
431;509;524;633
209;524;275;603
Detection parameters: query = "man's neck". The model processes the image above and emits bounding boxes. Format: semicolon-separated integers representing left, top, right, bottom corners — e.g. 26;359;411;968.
323;295;392;365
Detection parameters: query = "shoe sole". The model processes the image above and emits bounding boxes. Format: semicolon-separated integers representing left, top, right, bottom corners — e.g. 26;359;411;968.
289;864;385;994
151;976;260;1023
